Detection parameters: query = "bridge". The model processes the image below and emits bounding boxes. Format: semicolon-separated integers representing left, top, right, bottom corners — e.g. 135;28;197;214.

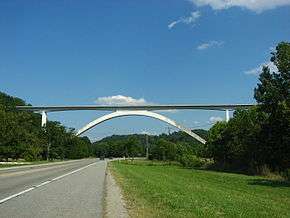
16;104;255;144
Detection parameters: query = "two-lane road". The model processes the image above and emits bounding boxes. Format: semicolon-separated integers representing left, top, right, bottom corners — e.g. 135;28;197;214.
0;159;107;218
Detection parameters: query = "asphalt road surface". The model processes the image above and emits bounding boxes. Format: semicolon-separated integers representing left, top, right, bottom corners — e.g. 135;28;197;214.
0;159;107;218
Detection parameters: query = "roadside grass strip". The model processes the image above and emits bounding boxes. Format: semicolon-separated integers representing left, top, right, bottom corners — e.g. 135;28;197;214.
110;160;290;218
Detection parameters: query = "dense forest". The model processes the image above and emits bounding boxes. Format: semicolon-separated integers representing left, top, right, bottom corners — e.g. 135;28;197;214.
0;92;94;161
0;41;289;179
93;130;208;164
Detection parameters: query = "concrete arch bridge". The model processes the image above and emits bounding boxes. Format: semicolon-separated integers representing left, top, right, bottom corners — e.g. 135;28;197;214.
16;104;254;144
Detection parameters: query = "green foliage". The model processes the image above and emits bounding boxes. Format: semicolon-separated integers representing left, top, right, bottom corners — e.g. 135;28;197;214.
253;43;290;171
0;92;25;109
23;144;42;161
0;91;95;161
207;109;266;171
283;169;290;181
149;138;178;161
208;42;290;174
0;93;44;161
93;134;148;158
178;154;203;168
93;130;208;169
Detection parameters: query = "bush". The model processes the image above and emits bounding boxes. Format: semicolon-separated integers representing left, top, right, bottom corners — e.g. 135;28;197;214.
283;169;290;181
23;144;42;161
178;154;203;168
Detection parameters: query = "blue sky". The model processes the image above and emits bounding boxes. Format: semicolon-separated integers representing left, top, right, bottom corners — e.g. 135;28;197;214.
1;0;290;140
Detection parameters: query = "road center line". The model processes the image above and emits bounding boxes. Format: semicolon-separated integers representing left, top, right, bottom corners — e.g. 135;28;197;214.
0;162;97;204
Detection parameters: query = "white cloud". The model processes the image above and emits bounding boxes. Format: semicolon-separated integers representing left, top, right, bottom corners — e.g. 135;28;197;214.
168;20;180;29
209;116;223;123
197;40;224;50
95;95;148;106
168;11;201;29
94;95;178;114
244;61;278;75
189;0;290;13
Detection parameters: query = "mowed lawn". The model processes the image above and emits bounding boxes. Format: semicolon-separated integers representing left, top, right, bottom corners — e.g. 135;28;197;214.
110;160;290;218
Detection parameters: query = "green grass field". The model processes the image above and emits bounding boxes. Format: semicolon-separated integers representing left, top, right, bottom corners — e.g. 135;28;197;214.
110;160;290;218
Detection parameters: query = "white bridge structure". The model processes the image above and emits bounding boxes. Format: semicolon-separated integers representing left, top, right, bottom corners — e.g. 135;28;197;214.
16;104;254;144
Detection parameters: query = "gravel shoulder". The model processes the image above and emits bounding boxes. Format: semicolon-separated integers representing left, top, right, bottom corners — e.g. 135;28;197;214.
104;163;128;218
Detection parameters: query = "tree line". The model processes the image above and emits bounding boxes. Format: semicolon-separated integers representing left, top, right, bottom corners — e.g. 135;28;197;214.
93;130;208;168
0;92;95;161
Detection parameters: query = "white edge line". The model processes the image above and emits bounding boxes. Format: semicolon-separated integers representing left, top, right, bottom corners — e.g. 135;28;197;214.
0;162;97;204
0;159;84;171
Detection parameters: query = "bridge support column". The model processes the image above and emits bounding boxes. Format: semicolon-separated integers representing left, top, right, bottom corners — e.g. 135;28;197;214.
41;111;50;160
41;111;47;128
225;109;230;122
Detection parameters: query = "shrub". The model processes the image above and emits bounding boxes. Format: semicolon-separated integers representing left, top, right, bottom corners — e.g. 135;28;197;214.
178;154;203;168
23;144;42;161
283;169;290;181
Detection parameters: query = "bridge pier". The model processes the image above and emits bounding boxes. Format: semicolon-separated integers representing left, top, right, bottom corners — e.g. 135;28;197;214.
225;109;230;122
41;111;47;128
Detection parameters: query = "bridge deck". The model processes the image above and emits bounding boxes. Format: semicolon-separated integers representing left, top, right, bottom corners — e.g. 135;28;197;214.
16;104;255;112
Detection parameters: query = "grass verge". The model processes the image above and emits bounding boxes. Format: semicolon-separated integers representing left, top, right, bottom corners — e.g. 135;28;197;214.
110;160;290;218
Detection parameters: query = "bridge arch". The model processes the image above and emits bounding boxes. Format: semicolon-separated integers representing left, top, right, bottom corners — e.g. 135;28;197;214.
76;110;206;144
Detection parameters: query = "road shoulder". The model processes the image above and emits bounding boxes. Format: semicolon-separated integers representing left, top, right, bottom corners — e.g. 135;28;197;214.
104;162;128;218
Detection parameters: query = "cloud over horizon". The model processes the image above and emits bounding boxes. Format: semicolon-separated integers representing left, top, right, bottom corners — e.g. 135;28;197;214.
94;95;179;114
94;95;148;106
189;0;290;13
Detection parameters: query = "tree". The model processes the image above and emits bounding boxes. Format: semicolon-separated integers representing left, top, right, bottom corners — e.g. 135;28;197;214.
207;121;229;166
207;42;290;172
254;42;290;171
0;91;96;161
